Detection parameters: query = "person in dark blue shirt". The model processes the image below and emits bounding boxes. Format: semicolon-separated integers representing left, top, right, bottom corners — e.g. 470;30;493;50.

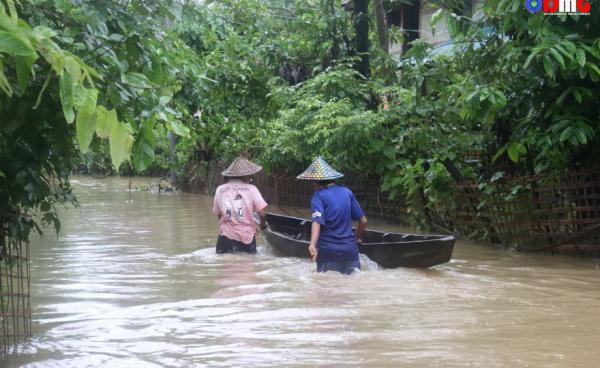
296;157;368;274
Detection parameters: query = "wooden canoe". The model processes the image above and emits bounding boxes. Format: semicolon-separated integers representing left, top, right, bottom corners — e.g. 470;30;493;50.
262;212;455;268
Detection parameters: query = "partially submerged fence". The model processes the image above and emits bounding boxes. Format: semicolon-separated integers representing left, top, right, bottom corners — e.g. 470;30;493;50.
431;170;600;252
0;238;31;353
199;165;406;219
193;164;600;252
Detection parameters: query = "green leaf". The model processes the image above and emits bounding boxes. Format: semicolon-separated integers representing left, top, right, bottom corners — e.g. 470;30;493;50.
494;91;506;107
568;135;579;146
122;72;152;89
430;9;443;35
169;120;190;138
15;54;37;90
59;71;75;123
382;146;396;160
0;59;12;95
553;45;573;64
523;52;537;69
95;106;118;138
147;54;165;84
490;171;504;182
109;122;134;170
587;63;600;79
132;119;156;171
573;89;582;103
549;48;565;69
370;139;385;152
64;56;83;83
507;145;518;163
32;26;57;40
549;120;570;132
575;129;587;144
6;0;18;20
559;126;573;143
543;55;554;78
556;87;572;106
140;119;156;144
75;89;98;153
575;49;586;67
510;0;520;11
158;95;170;106
108;33;126;42
132;139;155;172
72;84;88;108
0;30;36;56
507;142;526;163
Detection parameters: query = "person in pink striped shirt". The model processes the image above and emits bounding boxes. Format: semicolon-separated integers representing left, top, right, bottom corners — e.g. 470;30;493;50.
213;157;268;254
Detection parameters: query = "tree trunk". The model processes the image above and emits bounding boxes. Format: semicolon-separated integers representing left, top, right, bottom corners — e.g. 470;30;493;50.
167;131;179;185
328;0;340;60
442;159;465;183
353;0;370;78
401;1;420;54
374;0;388;52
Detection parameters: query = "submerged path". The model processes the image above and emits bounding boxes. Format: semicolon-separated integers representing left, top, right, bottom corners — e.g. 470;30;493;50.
3;177;600;367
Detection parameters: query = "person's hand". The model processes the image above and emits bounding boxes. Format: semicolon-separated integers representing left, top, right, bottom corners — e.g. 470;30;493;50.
357;238;363;245
308;243;317;262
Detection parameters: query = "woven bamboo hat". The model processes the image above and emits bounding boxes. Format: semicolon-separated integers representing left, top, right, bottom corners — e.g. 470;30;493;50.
296;157;344;181
221;156;263;177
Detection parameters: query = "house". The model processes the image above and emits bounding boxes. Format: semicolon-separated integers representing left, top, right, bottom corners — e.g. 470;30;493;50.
388;0;485;56
343;0;485;56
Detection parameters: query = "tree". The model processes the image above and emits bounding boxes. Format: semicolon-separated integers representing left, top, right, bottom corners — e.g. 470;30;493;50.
1;0;197;247
374;0;389;52
353;0;371;78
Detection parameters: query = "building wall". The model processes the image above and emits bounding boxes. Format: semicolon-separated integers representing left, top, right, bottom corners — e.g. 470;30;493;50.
419;1;451;47
388;0;485;57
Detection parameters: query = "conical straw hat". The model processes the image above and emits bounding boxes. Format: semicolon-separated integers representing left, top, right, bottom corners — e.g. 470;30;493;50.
221;157;263;177
296;157;344;180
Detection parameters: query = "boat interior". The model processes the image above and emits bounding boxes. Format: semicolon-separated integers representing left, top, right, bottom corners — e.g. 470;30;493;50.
266;213;447;244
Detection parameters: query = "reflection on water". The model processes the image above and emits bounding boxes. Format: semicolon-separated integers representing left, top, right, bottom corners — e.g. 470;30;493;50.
2;177;600;367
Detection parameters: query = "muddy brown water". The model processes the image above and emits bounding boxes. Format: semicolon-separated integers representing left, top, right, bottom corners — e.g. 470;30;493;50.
2;177;600;367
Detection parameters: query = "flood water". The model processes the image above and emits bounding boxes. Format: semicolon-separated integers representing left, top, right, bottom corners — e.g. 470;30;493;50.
2;177;600;367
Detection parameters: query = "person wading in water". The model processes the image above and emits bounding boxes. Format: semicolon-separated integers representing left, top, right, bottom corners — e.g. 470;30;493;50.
213;157;268;254
296;157;368;274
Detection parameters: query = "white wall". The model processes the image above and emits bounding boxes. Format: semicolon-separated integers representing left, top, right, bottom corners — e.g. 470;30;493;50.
419;1;451;46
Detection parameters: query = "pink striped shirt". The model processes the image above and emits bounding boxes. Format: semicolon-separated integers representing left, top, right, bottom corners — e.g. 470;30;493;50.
212;180;268;244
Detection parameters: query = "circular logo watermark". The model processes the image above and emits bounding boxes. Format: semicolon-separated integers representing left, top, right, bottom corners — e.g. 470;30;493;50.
525;0;542;13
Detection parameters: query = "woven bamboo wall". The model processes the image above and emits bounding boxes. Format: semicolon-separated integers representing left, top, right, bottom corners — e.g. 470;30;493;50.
0;239;32;353
199;164;600;251
432;170;600;251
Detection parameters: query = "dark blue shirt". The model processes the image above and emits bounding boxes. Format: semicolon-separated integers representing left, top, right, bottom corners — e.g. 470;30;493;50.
311;185;365;261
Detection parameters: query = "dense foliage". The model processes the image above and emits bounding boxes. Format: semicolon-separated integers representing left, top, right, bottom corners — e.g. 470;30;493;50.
174;0;600;223
1;0;599;248
1;0;196;248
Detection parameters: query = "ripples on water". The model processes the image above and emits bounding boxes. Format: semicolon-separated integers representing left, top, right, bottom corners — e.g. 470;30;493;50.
2;177;600;367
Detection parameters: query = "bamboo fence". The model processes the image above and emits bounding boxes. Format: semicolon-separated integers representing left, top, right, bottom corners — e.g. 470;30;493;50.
200;164;600;252
431;170;600;251
0;237;32;354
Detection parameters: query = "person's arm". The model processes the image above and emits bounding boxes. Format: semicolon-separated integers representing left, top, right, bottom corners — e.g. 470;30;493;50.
349;190;367;244
212;189;222;220
257;207;267;229
252;186;269;229
309;222;320;262
355;216;368;244
309;194;325;262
